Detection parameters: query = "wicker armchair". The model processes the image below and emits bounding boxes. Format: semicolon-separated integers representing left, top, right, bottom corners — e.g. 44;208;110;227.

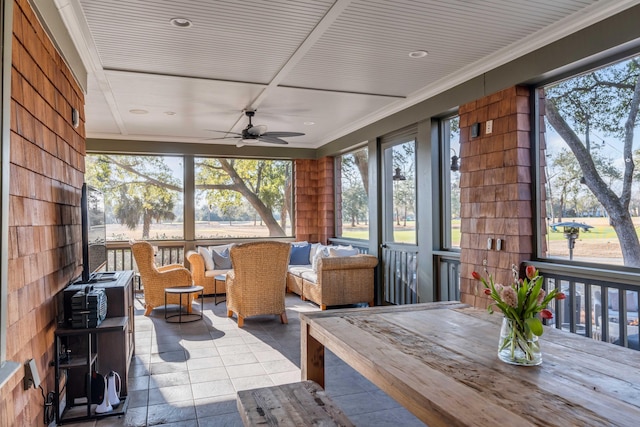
131;241;194;316
226;241;291;328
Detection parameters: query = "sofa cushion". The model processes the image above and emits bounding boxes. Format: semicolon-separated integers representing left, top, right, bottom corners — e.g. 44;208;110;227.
198;246;215;271
211;246;232;269
288;265;313;278
329;247;359;257
290;242;311;265
301;270;318;284
204;269;231;278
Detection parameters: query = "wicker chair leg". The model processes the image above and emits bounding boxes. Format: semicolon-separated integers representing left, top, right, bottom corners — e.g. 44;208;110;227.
144;305;153;316
237;316;244;328
320;304;327;310
280;312;288;324
227;310;233;318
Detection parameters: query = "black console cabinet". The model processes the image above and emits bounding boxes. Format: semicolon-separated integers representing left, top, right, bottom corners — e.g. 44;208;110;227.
55;270;135;423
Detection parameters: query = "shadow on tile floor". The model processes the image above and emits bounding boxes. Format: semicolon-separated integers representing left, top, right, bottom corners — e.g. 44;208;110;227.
60;294;424;426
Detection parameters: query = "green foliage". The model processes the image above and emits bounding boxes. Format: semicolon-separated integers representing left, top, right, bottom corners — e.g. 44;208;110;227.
195;158;291;236
341;149;370;230
544;55;640;266
86;155;182;239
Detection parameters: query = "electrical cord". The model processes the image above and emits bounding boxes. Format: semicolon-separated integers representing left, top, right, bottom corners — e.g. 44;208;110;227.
39;385;55;425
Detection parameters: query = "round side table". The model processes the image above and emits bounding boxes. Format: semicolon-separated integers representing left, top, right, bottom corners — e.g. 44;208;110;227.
214;274;226;306
164;285;204;323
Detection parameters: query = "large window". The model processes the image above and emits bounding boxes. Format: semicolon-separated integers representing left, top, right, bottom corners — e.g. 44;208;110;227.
539;54;640;268
194;158;293;239
85;155;184;241
442;116;461;249
385;140;416;244
337;147;369;240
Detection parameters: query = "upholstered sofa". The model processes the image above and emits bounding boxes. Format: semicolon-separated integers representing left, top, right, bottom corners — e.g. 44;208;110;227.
287;252;378;310
187;242;378;310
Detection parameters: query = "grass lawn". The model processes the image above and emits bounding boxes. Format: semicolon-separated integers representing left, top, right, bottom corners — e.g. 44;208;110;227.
109;217;636;264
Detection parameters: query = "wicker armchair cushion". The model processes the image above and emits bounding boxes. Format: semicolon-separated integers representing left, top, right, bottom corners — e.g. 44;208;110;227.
211;247;232;269
208;244;234;270
198;246;215;270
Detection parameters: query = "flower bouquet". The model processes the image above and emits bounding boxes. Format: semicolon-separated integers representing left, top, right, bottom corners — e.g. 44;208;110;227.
473;263;565;366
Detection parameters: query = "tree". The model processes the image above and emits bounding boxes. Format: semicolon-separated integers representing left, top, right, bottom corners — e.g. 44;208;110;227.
545;57;640;266
546;149;583;221
195;158;290;237
352;148;369;195
341;151;370;227
86;155;180;239
342;186;367;227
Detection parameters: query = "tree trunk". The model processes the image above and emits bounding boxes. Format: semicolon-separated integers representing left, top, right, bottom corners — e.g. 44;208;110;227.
354;150;369;195
546;99;640;266
281;175;291;231
219;160;286;237
142;212;151;239
403;206;407;227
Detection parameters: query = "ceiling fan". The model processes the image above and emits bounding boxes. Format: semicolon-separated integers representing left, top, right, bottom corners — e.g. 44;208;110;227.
207;110;305;147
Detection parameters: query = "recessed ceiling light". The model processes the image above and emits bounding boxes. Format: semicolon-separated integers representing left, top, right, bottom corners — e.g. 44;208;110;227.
304;121;315;126
169;17;193;28
408;50;428;58
164;111;176;116
129;109;148;114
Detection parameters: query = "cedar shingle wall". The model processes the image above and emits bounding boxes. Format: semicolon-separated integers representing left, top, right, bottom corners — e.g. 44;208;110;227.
458;86;534;309
0;0;85;425
294;158;334;244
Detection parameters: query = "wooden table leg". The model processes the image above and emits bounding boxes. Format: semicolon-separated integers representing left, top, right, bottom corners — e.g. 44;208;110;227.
301;319;325;388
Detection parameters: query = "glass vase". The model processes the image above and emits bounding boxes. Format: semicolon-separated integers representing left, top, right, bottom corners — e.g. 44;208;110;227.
497;317;542;366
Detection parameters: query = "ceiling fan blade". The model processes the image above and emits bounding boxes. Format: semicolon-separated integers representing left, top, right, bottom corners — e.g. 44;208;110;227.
262;131;305;137
205;129;242;136
259;135;289;145
203;136;241;141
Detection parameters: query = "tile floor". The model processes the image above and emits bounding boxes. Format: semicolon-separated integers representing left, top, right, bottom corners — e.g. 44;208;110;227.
64;294;424;426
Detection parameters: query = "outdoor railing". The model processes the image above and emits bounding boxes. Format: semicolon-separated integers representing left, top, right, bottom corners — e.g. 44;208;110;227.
382;244;419;305
435;251;461;301
105;241;185;272
533;262;640;351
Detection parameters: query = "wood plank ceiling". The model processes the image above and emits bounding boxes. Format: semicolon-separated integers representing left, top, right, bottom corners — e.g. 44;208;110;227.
49;0;638;148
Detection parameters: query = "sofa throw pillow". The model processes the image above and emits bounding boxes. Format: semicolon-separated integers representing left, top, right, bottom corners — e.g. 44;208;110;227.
329;247;359;257
211;247;232;270
290;242;311;265
309;243;321;264
312;249;327;273
197;246;215;271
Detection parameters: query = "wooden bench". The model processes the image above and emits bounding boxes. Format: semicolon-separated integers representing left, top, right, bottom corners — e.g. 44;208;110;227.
236;380;354;426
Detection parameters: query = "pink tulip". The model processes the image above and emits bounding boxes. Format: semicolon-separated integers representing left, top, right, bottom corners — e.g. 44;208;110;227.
525;265;536;280
555;293;566;300
484;288;491;295
540;309;553;319
472;271;481;280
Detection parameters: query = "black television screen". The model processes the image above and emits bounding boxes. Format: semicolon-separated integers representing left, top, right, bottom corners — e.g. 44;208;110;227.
81;184;107;282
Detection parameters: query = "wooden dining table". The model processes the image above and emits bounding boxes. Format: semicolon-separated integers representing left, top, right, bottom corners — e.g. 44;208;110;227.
299;301;640;426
